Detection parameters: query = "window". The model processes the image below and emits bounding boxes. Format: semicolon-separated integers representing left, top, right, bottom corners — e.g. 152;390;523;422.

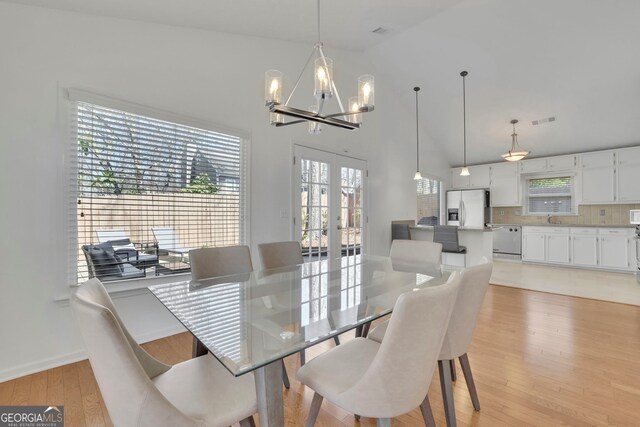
70;94;247;285
416;178;441;225
526;176;573;214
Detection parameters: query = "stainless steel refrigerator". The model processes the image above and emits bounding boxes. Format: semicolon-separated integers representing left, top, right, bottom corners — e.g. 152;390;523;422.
446;189;491;227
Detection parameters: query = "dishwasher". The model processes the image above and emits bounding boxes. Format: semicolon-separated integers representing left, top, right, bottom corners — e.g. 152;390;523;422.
492;225;522;260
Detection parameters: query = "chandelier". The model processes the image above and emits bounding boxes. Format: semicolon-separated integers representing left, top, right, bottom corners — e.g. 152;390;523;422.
501;119;530;161
264;0;374;133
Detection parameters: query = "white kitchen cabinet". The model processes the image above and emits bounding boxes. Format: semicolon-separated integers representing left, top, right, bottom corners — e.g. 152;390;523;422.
522;233;546;262
450;168;469;189
571;235;599;266
490;162;520;206
615;147;640;203
581;167;616;203
468;165;491;188
520;158;547;174
599;235;629;270
581;151;615;168
548;155;577;170
546;234;571;264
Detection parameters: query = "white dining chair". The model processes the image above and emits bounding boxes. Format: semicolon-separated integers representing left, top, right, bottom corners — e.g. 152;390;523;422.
190;245;254;281
257;241;304;270
70;278;257;427
296;272;462;427
390;239;443;266
368;258;493;427
190;245;292;389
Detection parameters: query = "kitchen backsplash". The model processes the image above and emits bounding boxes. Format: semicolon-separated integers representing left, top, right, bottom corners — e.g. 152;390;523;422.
492;204;640;226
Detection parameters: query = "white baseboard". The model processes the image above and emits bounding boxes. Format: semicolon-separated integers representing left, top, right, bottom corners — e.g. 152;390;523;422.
0;324;186;383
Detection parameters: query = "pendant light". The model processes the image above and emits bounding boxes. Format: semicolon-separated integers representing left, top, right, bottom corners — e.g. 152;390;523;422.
264;0;374;132
459;71;470;176
501;119;530;161
413;87;423;180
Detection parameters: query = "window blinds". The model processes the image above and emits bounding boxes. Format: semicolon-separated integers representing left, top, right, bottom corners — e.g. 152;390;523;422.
527;176;573;213
70;99;247;284
417;178;441;225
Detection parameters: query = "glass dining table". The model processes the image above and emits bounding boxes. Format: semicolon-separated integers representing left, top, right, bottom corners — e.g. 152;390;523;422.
148;254;455;427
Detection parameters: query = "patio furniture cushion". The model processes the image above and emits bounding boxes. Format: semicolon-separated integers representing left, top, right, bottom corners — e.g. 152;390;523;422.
84;243;124;277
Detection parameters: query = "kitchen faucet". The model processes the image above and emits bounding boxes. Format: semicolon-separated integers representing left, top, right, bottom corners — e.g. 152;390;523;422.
547;214;553;224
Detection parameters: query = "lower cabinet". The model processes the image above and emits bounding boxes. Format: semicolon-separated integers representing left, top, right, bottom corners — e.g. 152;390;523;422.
546;234;571;264
571;235;598;266
521;226;635;271
522;233;545;262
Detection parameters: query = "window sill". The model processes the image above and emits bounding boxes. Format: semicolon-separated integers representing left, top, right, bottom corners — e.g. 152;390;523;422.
54;272;191;304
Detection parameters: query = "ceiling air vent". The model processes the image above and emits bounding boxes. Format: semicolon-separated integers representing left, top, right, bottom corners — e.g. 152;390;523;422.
372;27;387;34
532;116;556;126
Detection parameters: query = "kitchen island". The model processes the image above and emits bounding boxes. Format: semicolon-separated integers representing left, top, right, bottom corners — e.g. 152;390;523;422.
410;225;494;266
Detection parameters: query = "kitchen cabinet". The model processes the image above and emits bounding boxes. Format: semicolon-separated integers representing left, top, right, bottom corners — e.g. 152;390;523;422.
581;166;616;203
616;147;640;202
450;165;490;189
522;232;545;262
468;165;491;188
546;234;571;264
490;163;520;206
598;228;633;270
548;155;577;170
450;167;469;189
520;155;576;174
570;228;598;267
581;151;615;168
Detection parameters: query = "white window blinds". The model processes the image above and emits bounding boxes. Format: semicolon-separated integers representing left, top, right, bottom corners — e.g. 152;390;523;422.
527;176;573;214
417;178;441;225
70;97;247;285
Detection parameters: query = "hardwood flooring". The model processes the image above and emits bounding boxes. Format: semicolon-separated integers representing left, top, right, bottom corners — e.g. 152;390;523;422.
1;284;639;426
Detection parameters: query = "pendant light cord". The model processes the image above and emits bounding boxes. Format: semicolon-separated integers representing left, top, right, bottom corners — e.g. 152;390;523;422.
317;0;321;44
462;71;467;168
415;87;420;172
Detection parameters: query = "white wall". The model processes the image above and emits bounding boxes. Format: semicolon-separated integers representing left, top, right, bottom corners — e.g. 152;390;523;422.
0;3;448;380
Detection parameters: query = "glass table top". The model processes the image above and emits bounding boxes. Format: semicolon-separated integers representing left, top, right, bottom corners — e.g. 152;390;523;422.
148;254;454;376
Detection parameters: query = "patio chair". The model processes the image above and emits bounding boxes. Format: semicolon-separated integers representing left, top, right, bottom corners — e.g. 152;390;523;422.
82;243;145;282
96;229;158;271
151;227;194;262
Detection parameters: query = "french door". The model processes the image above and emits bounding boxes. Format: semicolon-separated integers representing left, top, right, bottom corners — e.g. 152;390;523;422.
293;145;367;261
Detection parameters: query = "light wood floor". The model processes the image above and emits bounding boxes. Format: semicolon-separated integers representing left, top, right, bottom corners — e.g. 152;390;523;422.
1;284;640;426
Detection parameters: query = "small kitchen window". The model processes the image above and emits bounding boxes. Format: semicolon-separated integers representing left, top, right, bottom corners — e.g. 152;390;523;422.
417;177;441;225
526;176;574;214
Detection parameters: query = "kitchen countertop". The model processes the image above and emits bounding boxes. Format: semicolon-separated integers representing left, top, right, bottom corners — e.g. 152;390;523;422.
490;223;636;229
411;225;493;231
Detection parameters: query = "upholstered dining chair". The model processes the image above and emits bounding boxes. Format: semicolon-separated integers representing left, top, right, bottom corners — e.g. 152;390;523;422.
71;278;257;427
368;258;493;427
190;245;254;281
189;245;292;389
296;272;462;427
257;241;304;270
390;239;443;266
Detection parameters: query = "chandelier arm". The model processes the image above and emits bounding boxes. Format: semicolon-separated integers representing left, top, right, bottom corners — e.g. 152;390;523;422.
318;45;346;113
325;110;362;118
316;97;325;115
284;47;317;106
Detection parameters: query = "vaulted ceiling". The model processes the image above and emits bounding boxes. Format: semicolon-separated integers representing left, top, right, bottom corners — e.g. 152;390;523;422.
4;0;640;166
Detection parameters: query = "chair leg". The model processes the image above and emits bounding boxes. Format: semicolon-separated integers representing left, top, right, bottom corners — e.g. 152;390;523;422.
376;418;391;427
300;349;306;366
420;394;436;427
239;416;256;427
355;414;361;421
450;358;457;382
438;360;457;427
306;392;324;427
281;360;290;389
459;353;480;411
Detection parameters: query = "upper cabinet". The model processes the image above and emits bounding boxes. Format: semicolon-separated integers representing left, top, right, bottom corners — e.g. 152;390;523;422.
450;165;491;189
520;155;577;174
490;162;520;206
579;147;640;204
